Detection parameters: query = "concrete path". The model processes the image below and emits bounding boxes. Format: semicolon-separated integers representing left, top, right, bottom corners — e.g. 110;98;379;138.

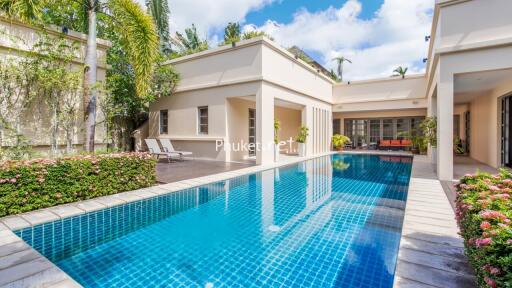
393;156;476;288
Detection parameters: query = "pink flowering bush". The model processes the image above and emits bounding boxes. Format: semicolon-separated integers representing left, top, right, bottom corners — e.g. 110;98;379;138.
456;170;512;287
0;153;156;217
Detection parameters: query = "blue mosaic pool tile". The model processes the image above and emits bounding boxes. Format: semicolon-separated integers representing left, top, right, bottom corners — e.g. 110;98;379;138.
15;154;412;288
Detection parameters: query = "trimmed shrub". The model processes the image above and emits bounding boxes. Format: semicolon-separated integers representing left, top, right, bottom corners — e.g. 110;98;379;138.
0;153;156;217
455;170;512;288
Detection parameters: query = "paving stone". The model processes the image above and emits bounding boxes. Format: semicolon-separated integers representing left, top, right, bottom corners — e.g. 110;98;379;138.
400;237;466;261
395;261;476;288
94;195;127;207
126;189;157;199
46;278;83;288
20;210;59;226
0;230;21;246
73;199;106;212
0;240;31;258
2;267;76;288
1;216;31;230
0;257;54;286
47;205;85;218
402;228;464;249
404;215;459;229
0;248;41;270
398;248;474;276
111;192;142;203
393;276;438;288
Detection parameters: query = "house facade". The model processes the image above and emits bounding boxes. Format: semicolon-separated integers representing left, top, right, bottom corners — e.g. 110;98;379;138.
148;0;512;181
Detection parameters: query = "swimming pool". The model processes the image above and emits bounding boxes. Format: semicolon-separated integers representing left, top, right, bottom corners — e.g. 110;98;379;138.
15;153;412;288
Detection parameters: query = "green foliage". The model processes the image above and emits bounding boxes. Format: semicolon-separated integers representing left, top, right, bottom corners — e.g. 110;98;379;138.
455;172;512;287
146;0;171;54
274;119;280;145
332;55;352;81
393;66;408;78
454;135;466;154
0;0;47;23
147;62;180;100
0;153;156;217
332;160;350;171
328;69;339;82
295;126;309;144
173;24;209;56
420;116;437;148
332;134;350;149
109;0;159;97
242;30;271;40
222;22;241;45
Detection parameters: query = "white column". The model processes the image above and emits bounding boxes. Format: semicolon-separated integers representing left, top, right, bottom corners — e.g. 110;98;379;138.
437;70;454;181
302;106;313;157
256;83;274;165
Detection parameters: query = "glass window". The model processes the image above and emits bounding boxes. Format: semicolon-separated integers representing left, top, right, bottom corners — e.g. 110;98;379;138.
396;119;410;139
198;106;208;134
333;119;341;135
248;109;256;156
369;119;380;143
383;119;394;140
159;110;168;134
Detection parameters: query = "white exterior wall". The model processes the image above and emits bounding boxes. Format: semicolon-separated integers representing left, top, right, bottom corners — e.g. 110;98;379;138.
150;37;333;164
0;17;110;151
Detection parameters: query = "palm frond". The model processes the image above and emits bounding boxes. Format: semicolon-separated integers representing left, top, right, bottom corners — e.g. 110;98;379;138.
0;0;47;22
109;0;159;97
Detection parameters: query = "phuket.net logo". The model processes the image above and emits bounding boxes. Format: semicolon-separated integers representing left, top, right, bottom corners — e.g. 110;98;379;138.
216;138;297;152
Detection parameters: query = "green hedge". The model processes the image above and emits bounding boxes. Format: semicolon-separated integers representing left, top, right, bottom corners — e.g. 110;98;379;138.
456;170;512;288
0;153;156;217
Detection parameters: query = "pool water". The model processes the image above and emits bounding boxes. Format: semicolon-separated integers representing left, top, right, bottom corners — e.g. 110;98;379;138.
15;154;412;288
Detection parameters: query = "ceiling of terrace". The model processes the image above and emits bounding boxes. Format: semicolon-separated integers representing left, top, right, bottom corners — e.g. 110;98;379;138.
454;68;512;103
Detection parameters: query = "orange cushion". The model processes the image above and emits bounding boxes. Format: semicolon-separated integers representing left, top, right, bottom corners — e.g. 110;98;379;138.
390;140;401;146
380;140;391;146
401;140;412;146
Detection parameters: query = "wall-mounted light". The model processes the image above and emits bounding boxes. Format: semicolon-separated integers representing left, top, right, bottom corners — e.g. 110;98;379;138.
423;58;428;63
425;35;431;42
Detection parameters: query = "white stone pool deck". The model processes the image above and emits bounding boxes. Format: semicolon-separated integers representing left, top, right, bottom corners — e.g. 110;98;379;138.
0;152;475;287
393;156;476;288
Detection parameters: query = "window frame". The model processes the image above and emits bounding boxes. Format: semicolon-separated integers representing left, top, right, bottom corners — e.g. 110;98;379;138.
198;106;209;135
159;110;168;134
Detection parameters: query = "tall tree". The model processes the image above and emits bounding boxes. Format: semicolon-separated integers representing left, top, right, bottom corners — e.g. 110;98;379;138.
332;56;352;82
1;0;159;152
222;22;240;45
393;66;408;79
173;24;208;55
146;0;171;54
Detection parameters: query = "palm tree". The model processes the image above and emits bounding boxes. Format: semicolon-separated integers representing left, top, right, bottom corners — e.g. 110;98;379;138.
173;24;208;54
146;0;171;54
394;66;408;79
2;0;159;152
223;22;241;45
332;56;352;82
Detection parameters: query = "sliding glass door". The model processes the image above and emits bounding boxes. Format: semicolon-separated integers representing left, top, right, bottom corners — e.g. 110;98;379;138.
344;117;425;149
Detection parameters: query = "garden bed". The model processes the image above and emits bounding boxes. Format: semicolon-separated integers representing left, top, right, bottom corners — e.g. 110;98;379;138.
456;171;512;287
0;152;156;217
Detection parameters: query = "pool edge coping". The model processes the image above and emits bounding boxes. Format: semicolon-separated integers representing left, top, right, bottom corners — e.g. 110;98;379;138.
392;155;476;288
0;152;339;288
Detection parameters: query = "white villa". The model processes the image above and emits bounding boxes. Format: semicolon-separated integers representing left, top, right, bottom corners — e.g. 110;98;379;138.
145;0;512;181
